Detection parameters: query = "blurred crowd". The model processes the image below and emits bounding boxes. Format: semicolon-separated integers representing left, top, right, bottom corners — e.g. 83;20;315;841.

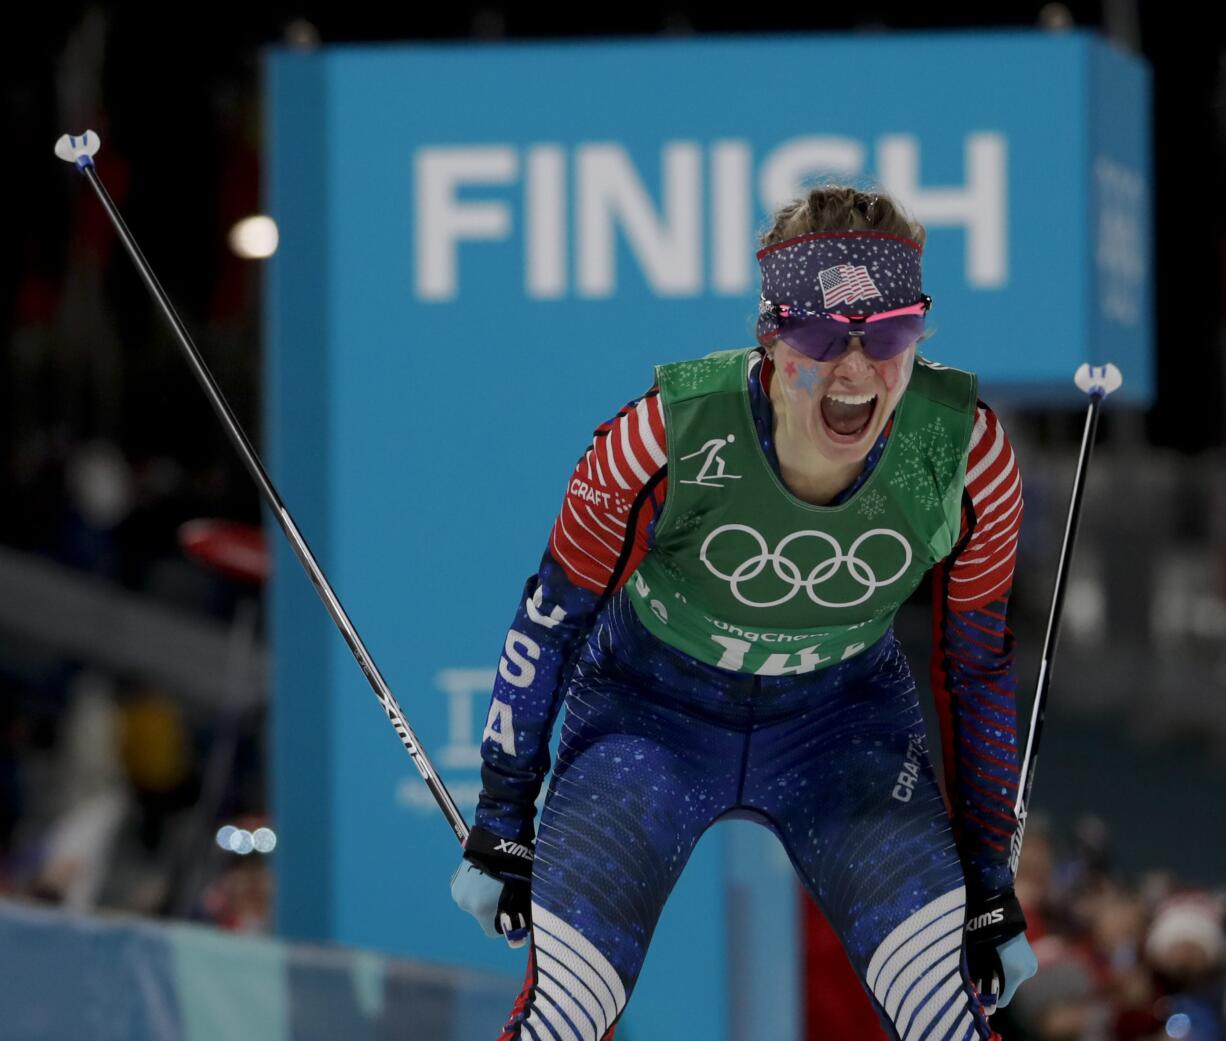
0;418;269;930
0;650;272;931
0;658;271;934
991;819;1226;1041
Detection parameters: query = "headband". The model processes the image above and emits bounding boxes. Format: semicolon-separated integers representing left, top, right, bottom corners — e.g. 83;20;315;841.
756;231;924;345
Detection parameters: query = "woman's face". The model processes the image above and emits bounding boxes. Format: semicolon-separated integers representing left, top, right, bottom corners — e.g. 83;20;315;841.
769;336;916;466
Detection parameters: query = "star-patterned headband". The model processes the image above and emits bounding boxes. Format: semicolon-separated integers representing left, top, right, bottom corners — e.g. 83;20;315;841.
756;231;924;345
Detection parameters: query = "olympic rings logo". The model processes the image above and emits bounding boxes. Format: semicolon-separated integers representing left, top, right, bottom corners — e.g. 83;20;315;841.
698;524;912;609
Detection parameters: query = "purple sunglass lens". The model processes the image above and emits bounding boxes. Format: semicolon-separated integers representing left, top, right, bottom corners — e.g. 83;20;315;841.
860;314;926;360
779;314;925;363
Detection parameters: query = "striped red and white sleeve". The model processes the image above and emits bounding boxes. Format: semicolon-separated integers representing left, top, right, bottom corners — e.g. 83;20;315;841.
547;388;669;596
930;402;1024;897
947;404;1024;607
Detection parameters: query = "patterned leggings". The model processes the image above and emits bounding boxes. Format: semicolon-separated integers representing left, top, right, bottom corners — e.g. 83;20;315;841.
498;592;994;1041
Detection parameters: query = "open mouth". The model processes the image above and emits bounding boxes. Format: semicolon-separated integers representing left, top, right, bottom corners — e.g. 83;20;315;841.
819;391;878;444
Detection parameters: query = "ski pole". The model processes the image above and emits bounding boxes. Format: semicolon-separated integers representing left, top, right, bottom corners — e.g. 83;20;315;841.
1009;362;1122;873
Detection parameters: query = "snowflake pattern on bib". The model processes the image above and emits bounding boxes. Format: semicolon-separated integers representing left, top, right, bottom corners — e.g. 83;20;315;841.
670;357;727;394
886;416;960;513
856;488;887;522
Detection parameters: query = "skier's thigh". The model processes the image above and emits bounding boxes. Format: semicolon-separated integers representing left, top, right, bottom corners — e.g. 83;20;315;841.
507;733;731;1041
763;727;992;1041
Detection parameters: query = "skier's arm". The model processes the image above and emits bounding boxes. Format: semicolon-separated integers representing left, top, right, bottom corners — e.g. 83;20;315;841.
471;389;669;846
929;402;1024;899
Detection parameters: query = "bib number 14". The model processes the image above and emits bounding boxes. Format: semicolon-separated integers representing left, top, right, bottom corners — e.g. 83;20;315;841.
710;634;866;675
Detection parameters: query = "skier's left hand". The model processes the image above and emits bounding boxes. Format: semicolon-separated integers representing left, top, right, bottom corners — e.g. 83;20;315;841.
964;888;1037;1013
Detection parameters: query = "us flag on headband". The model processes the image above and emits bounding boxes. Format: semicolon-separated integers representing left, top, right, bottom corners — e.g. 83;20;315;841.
818;265;883;309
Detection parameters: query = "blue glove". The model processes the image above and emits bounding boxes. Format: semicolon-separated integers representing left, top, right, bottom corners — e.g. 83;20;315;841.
965;888;1035;1013
451;860;517;941
449;826;533;949
994;933;1038;1008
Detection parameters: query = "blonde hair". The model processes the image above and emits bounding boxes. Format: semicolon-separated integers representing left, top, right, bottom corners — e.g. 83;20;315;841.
759;182;925;249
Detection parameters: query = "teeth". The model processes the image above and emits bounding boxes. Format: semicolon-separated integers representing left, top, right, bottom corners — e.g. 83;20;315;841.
826;392;877;405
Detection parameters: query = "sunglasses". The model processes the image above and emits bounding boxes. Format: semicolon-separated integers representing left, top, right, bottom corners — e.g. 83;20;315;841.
769;295;931;363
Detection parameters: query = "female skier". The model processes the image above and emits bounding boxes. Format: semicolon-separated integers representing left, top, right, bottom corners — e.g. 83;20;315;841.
451;184;1038;1041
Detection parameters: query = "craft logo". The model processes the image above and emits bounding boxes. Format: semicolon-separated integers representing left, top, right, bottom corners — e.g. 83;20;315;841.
892;735;925;803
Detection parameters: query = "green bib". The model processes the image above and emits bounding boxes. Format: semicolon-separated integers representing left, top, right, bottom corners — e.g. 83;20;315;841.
628;348;977;675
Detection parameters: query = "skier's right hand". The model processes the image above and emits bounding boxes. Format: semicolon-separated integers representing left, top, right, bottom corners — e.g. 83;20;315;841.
450;825;534;948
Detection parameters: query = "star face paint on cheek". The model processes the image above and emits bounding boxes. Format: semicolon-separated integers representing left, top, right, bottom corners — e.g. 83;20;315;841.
785;359;798;379
879;350;914;394
793;364;821;395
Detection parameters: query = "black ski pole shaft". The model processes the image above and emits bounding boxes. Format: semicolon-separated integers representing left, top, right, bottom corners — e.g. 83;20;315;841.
1010;363;1121;873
